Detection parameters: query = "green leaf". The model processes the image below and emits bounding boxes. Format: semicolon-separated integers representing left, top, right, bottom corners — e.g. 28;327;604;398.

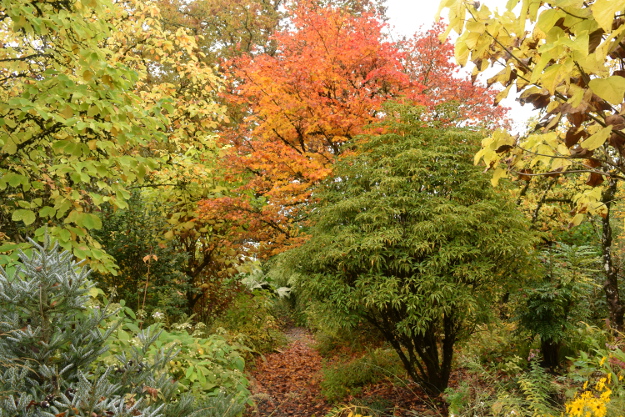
39;206;56;218
74;246;90;259
82;213;102;230
3;173;27;188
12;209;36;225
588;76;625;105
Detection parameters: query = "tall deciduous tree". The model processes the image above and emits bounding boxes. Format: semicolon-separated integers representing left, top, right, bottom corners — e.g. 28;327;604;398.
278;105;537;394
199;1;510;257
200;0;424;256
439;0;625;216
155;0;284;62
400;22;510;129
102;0;244;313
438;0;625;330
0;0;166;272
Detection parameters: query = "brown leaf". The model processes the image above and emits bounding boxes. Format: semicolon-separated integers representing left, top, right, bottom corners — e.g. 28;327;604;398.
565;128;587;147
610;45;625;59
569;145;594;158
586;172;604;187
605;114;625;129
519;92;550;109
609;132;625;155
545;167;563;178
566;111;587;127
495;144;513;153
589;29;605;54
585;158;602;168
517;169;533;182
590;94;613;111
142;386;159;400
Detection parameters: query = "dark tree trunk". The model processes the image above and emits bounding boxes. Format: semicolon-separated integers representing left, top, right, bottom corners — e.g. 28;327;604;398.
540;338;560;369
365;310;457;396
601;179;624;332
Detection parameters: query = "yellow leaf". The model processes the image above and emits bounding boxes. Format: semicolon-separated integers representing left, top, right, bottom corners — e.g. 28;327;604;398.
589;76;625;105
61;105;73;120
491;167;507;187
569;213;584;228
102;75;113;87
455;38;470;66
580;125;612;150
591;0;625;31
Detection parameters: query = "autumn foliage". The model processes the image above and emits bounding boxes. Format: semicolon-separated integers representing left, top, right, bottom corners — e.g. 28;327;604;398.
197;2;508;256
200;0;424;255
401;23;510;129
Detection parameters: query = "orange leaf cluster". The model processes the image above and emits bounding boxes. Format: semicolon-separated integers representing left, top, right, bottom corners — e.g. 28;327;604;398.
401;22;511;129
200;0;423;256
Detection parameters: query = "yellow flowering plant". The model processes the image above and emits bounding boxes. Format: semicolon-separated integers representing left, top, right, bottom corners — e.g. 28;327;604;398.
565;346;625;417
566;376;612;417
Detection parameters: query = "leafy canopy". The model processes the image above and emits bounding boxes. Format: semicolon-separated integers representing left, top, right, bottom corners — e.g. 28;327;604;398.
438;0;625;223
279;105;538;393
0;0;166;271
201;1;508;258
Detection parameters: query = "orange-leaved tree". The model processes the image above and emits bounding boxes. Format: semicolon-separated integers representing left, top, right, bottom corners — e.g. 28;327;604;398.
200;2;510;257
199;0;424;256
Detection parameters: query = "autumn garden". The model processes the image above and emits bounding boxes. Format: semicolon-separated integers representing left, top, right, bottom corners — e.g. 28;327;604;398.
7;0;625;415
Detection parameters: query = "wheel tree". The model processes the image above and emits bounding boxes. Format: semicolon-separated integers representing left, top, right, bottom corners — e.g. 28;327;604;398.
278;105;538;394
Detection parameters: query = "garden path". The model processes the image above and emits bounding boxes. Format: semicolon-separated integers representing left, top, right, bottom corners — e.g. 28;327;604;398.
247;327;331;417
246;328;444;417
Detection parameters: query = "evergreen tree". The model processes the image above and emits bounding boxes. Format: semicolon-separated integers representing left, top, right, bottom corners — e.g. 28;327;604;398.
0;238;242;417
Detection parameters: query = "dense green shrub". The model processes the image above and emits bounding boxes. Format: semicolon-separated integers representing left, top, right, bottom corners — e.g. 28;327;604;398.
93;192;190;319
0;238;246;417
98;303;251;404
277;106;538;394
515;244;601;368
209;291;287;357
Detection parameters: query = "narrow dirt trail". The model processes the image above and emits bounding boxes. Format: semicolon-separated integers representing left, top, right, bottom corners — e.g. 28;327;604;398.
247;327;332;417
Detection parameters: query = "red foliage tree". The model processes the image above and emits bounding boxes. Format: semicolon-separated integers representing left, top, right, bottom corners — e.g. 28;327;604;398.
401;22;510;129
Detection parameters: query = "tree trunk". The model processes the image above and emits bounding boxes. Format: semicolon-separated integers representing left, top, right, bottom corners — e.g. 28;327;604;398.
540;338;560;369
601;178;624;332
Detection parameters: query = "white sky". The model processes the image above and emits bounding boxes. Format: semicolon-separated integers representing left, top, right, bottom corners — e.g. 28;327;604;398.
385;0;538;133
